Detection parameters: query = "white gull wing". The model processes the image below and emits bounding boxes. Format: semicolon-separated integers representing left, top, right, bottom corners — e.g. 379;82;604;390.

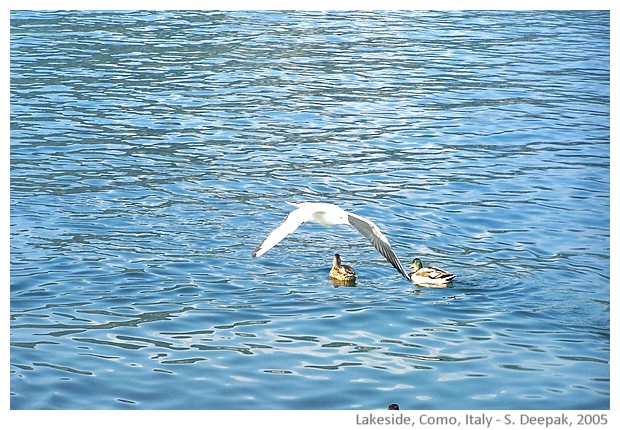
252;206;314;258
347;213;411;281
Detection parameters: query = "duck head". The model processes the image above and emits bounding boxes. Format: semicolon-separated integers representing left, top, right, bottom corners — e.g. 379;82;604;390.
333;253;343;267
409;258;423;272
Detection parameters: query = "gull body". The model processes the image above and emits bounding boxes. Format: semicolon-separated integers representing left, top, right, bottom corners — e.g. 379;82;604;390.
252;202;410;281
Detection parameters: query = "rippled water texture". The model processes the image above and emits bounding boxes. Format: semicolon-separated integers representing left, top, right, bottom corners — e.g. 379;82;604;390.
10;11;609;409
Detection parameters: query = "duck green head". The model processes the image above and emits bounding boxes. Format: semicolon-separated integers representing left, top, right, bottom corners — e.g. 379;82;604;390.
409;258;423;272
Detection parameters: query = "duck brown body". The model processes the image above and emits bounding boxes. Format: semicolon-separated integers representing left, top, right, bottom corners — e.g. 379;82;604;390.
329;253;356;282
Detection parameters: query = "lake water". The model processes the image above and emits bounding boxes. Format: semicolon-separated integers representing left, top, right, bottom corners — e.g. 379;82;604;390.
10;10;610;410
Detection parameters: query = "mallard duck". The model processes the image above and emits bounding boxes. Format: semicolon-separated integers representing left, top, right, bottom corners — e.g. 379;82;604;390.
409;258;455;286
329;253;356;282
252;202;410;281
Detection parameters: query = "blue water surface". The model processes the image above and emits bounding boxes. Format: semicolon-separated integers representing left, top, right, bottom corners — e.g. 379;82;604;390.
10;10;609;410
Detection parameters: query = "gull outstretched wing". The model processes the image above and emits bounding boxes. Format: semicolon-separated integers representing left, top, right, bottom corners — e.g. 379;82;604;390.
252;207;313;258
348;213;411;281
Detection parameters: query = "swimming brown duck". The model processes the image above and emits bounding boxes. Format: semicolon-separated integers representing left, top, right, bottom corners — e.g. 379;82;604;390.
329;253;356;283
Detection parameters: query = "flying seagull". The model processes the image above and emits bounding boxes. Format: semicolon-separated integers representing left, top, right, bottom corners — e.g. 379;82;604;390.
252;202;411;281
